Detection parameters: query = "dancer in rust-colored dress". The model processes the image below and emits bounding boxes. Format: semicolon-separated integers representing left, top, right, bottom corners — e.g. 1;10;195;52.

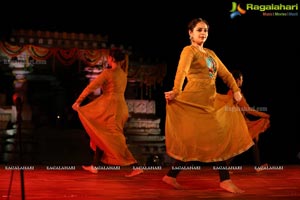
227;69;270;171
162;18;253;193
72;48;143;177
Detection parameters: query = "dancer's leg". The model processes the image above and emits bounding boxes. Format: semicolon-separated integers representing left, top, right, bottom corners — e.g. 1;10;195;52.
217;161;244;193
82;147;103;174
92;147;103;166
252;138;269;172
162;160;186;189
124;162;144;177
252;139;261;167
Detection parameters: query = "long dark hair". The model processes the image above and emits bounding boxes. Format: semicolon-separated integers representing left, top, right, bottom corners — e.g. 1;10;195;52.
109;48;128;73
231;69;243;80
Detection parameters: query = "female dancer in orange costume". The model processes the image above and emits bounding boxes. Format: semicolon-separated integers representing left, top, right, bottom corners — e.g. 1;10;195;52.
163;18;253;193
227;69;270;170
72;48;143;177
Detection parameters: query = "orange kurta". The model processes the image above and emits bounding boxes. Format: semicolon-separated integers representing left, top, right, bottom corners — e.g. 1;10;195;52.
165;45;253;162
227;90;270;139
76;67;137;166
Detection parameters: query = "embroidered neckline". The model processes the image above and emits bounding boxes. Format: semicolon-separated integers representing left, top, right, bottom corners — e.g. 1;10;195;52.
206;56;217;78
191;45;209;57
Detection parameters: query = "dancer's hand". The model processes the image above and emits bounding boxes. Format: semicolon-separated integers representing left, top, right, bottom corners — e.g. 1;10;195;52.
262;113;270;118
164;91;176;102
72;102;80;111
233;91;242;102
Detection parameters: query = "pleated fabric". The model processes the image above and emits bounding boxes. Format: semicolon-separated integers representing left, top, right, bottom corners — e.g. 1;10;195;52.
227;90;271;140
165;45;253;162
76;67;137;166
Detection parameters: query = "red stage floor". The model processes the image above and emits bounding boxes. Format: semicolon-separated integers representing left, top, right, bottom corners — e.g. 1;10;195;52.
1;165;299;200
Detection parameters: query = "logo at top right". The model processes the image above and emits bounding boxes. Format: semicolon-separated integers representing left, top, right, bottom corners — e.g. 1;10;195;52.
229;2;246;19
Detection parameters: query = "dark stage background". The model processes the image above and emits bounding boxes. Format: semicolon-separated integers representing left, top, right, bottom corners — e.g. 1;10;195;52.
0;1;299;165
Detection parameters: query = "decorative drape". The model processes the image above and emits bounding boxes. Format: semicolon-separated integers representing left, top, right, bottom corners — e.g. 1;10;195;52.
27;45;54;60
78;49;109;67
0;41;27;57
55;48;78;66
0;41;109;66
0;41;167;90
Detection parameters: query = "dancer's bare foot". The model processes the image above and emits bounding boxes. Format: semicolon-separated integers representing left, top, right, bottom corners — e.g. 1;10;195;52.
125;169;144;177
255;163;268;173
82;165;98;174
220;179;244;193
162;175;183;189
